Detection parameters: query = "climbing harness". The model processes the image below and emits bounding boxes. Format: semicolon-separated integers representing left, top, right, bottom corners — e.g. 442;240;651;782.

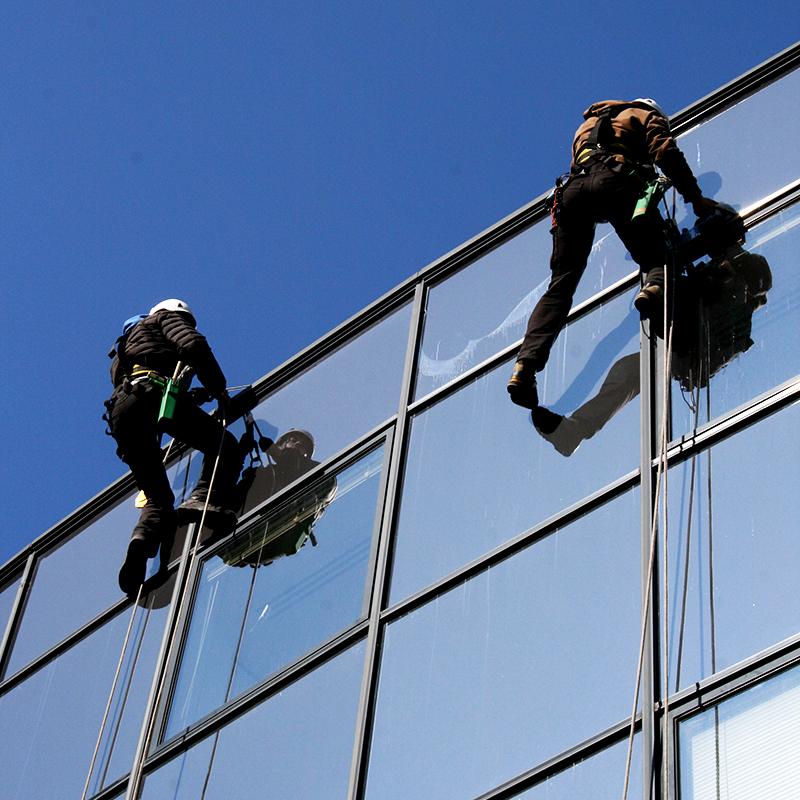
574;109;637;168
126;362;193;425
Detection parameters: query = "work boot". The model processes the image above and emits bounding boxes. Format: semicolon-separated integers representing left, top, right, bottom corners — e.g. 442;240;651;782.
634;283;664;337
531;408;584;457
118;539;149;597
507;361;539;409
177;492;238;529
634;284;664;319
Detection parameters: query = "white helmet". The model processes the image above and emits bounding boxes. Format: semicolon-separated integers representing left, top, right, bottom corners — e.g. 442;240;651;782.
149;299;195;323
635;98;669;126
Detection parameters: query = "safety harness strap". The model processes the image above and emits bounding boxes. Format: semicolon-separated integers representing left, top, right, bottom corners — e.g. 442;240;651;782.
574;108;638;168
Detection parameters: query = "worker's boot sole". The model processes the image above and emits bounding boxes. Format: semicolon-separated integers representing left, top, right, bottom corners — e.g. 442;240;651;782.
177;498;238;530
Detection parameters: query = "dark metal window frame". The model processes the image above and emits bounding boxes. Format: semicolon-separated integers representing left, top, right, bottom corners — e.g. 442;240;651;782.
148;427;397;753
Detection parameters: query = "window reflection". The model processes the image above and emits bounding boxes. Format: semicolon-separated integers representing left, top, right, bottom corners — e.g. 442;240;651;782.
369;491;641;800
667;401;800;691
514;737;641;800
674;66;800;222
236;428;330;517
0;590;169;798
239;303;411;492
416;218;636;401
393;289;640;604
143;640;366;800
671;202;798;437
165;447;384;738
679;664;800;799
6;455;194;677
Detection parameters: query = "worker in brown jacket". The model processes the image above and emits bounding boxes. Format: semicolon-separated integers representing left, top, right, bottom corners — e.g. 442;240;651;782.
507;99;718;410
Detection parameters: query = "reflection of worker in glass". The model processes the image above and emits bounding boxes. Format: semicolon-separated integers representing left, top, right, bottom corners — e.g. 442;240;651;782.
223;429;337;567
238;430;319;515
532;245;772;456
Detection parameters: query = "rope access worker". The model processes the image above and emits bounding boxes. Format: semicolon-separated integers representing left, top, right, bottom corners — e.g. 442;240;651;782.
105;299;244;596
507;99;719;410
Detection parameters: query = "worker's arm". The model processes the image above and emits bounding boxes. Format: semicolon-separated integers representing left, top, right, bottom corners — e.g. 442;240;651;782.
692;195;718;218
158;311;228;398
642;112;704;204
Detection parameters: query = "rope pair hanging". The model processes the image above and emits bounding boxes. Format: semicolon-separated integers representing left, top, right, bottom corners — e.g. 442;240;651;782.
83;407;230;800
622;193;720;799
621;188;678;800
622;280;675;800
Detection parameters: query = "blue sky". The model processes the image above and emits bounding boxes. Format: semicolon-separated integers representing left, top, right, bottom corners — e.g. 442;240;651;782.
1;1;797;567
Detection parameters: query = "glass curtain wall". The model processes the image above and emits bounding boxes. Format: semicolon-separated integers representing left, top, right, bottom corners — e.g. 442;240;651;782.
1;51;798;800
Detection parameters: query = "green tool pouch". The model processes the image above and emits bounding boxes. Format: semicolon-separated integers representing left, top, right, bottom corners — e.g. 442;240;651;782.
158;376;181;423
632;175;672;221
156;362;192;425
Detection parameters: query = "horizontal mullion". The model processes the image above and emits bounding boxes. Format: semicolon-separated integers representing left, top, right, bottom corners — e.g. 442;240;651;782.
143;620;368;774
382;466;640;625
0;589;139;697
199;423;395;564
470;713;642;800
409;271;640;417
671;42;800;135
664;373;800;470
665;631;800;721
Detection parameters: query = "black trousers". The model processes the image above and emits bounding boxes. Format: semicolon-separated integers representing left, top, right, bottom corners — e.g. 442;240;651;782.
109;383;242;556
517;163;666;371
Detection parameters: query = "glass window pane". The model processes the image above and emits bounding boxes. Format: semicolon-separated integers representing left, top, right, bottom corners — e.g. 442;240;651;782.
674;67;800;220
416;218;635;401
515;737;641;800
679;663;800;799
0;587;171;798
671;202;800;437
393;289;640;603
243;303;411;496
667;401;800;691
6;454;194;677
367;491;641;800
142;640;365;800
166;447;384;737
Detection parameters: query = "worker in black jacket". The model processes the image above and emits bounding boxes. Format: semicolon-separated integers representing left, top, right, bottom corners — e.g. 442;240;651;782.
507;99;718;410
106;299;243;595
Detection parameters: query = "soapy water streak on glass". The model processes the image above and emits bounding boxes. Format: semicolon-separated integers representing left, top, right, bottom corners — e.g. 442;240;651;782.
419;232;618;388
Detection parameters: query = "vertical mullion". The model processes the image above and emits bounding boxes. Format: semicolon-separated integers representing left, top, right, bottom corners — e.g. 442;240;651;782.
346;281;426;800
123;522;201;800
640;317;661;800
0;553;36;682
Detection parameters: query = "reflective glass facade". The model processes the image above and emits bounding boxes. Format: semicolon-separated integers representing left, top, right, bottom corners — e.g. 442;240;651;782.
1;47;799;800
